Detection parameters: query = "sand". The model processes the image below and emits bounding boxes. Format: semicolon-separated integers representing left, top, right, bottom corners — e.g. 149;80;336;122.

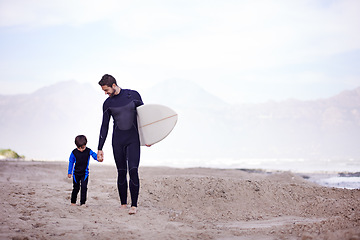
0;160;359;240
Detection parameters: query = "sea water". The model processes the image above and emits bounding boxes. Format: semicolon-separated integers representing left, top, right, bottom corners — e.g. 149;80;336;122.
16;153;360;189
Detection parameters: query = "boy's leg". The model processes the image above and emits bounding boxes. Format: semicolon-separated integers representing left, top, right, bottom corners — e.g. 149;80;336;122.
71;175;80;204
80;175;89;205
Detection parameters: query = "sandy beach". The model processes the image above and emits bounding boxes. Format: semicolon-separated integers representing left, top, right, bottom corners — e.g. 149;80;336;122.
0;160;359;240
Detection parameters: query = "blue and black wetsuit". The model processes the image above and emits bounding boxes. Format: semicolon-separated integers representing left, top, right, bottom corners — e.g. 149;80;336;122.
98;89;143;207
68;147;98;205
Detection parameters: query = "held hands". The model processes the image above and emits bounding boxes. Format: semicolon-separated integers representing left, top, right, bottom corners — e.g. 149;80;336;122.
97;150;104;162
68;174;72;178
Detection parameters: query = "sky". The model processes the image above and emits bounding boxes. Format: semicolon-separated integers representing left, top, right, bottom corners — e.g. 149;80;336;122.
0;0;360;103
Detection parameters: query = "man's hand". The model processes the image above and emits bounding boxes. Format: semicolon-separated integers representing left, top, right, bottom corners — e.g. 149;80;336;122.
97;150;104;162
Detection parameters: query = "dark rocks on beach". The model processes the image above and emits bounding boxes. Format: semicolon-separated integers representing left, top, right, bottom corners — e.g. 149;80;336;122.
338;172;360;177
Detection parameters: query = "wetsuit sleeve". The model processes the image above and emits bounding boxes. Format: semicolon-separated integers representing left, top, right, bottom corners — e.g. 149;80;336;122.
133;90;144;107
90;149;98;161
98;101;111;150
68;152;76;174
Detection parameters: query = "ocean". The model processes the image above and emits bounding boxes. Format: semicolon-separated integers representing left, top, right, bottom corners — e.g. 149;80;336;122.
3;155;359;190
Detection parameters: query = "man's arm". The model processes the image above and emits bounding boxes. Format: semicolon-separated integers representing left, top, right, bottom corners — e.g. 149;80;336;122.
133;90;144;107
98;102;111;152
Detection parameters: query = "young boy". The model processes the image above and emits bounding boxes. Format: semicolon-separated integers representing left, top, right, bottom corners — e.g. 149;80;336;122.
68;135;99;206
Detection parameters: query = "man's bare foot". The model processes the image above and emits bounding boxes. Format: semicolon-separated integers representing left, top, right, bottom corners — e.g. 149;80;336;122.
129;207;137;215
120;204;128;209
71;203;77;206
80;204;87;207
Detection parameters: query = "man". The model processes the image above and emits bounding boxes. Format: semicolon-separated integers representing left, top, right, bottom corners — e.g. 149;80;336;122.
97;74;143;215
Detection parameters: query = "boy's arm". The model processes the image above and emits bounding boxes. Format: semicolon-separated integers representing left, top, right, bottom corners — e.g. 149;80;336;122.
68;152;76;175
90;149;99;162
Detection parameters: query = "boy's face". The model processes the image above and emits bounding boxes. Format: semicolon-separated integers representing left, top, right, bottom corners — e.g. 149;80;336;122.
77;145;86;152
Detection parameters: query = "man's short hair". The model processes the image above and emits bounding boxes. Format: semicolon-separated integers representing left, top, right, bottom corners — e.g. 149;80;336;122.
98;74;117;87
75;135;87;148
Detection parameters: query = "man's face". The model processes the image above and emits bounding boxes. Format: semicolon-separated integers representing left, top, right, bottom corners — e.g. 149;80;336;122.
101;84;116;97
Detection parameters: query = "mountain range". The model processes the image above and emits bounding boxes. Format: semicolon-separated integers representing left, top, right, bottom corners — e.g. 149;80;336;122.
0;80;359;164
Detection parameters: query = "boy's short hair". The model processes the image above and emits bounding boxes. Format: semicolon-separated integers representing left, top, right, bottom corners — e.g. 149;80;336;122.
75;135;87;148
99;74;117;87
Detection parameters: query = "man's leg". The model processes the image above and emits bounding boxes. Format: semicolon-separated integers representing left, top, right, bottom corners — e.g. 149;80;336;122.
127;142;140;208
112;139;128;206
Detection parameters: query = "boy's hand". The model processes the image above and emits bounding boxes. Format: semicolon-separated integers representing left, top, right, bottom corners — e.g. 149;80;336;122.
97;150;104;162
68;174;72;178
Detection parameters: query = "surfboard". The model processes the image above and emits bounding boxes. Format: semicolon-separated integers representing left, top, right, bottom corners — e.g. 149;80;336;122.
137;104;178;146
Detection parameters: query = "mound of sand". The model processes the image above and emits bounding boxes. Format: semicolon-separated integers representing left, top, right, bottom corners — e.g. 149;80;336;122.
0;161;359;239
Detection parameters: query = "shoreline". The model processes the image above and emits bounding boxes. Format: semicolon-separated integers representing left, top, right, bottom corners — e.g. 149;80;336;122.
2;157;358;174
2;158;359;189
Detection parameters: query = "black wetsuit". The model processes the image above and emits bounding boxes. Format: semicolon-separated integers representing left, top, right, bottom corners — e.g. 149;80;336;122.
68;147;98;205
98;89;143;207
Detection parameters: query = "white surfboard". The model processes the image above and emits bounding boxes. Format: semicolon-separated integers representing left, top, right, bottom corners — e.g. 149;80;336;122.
137;104;178;146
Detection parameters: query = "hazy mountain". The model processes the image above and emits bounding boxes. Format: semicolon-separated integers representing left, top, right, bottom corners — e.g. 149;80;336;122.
0;80;104;160
0;80;359;163
142;79;227;109
228;88;360;159
144;82;360;160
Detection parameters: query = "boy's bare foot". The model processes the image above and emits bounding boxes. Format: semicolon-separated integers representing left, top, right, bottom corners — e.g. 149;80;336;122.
120;204;128;209
129;207;137;215
71;203;77;206
80;204;87;207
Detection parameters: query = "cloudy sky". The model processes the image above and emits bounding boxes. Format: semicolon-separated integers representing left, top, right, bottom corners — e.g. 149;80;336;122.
0;0;359;103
